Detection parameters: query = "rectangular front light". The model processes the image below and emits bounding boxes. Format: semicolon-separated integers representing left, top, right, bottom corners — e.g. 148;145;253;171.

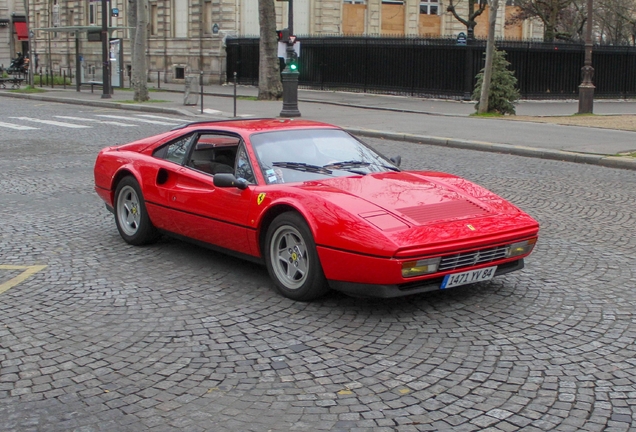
402;258;441;278
506;238;537;258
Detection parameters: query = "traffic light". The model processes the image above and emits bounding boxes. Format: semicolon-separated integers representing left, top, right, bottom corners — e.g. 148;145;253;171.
276;28;289;43
288;52;298;72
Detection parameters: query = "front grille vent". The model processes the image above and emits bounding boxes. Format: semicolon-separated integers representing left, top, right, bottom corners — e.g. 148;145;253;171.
439;245;508;271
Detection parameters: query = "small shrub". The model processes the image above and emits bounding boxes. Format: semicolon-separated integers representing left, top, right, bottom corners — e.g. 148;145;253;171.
473;49;520;115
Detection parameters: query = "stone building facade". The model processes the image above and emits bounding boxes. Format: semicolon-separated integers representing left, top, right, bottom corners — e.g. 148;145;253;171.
25;0;541;85
0;0;27;69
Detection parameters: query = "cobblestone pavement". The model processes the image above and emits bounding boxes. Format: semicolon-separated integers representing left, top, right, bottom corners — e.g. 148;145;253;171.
1;100;636;431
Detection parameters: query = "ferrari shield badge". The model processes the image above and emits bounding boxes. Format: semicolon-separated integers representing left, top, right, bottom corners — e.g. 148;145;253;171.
257;193;266;205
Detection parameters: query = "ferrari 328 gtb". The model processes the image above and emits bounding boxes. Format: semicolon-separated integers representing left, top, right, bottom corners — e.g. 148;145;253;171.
94;118;539;301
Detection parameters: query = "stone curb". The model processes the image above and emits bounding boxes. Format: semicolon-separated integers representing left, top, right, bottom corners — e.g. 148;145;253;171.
345;128;636;171
0;91;196;117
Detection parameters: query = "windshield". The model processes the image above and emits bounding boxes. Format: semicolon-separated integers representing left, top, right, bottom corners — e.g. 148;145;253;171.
251;129;398;185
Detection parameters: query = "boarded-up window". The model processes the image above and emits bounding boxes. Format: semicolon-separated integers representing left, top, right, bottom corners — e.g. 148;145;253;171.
343;2;366;35
419;0;440;36
474;5;489;38
504;6;522;39
419;15;440;36
381;1;404;36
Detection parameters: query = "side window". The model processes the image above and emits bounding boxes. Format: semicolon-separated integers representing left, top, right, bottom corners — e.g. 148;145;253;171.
153;134;194;165
186;133;240;176
235;143;255;184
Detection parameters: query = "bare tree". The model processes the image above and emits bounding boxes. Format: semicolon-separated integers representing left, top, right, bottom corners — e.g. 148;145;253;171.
446;0;487;40
595;0;636;44
257;0;282;100
507;0;580;41
130;0;149;102
478;0;499;113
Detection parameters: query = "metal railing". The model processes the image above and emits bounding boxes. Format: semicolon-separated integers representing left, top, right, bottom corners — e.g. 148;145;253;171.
226;36;636;99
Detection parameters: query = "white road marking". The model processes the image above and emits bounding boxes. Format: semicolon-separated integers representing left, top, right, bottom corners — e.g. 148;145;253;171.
0;121;38;130
202;108;254;118
95;115;182;125
136;114;193;122
54;116;138;127
9;117;91;129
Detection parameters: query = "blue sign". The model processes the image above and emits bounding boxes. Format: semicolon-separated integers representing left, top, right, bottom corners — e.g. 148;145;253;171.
112;8;119;17
456;32;467;45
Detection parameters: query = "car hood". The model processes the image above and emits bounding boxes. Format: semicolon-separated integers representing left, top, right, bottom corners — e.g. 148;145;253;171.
299;171;539;257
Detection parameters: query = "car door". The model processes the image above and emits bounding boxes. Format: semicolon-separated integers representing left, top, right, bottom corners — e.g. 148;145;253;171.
148;132;256;256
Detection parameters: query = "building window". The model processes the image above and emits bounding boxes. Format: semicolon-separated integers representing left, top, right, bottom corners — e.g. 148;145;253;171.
343;0;365;3
382;0;404;3
88;4;95;25
150;4;158;35
204;1;212;34
174;1;188;38
420;0;438;14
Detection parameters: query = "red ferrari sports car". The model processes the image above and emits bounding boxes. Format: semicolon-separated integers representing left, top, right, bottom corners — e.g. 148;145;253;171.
94;118;539;301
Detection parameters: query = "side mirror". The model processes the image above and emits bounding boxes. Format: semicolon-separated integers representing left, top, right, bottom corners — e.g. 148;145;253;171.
390;156;402;167
213;173;249;190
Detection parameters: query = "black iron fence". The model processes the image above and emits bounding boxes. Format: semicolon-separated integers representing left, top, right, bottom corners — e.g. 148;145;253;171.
226;36;636;99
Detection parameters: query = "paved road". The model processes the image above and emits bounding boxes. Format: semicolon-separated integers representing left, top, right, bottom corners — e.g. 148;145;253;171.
3;85;636;164
1;100;636;431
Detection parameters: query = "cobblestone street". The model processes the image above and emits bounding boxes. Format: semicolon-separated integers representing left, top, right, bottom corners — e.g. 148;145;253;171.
1;101;635;431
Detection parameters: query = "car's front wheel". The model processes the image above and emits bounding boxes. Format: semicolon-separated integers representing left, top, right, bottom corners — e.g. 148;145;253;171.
265;212;329;301
114;176;159;245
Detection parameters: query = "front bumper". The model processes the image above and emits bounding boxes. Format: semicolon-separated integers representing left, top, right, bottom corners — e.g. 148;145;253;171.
328;259;524;298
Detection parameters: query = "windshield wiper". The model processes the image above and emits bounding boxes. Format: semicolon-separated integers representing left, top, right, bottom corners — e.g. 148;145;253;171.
323;160;371;169
272;161;332;174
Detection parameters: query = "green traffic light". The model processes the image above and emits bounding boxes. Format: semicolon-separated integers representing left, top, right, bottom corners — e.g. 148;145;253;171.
290;63;297;71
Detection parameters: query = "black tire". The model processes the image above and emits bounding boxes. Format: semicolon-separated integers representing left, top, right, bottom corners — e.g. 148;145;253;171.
264;212;330;301
114;176;159;245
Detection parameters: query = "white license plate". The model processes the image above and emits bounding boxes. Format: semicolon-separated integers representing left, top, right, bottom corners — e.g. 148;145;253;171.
441;266;497;289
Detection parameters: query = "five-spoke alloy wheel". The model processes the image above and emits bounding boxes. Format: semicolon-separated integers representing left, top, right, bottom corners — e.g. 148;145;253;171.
265;213;329;301
114;176;159;245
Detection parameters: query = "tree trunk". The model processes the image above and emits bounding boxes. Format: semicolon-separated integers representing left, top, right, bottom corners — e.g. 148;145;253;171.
128;0;138;62
478;0;499;114
132;0;149;102
257;0;282;100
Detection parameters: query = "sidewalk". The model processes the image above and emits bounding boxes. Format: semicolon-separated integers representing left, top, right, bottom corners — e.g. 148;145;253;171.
2;82;635;170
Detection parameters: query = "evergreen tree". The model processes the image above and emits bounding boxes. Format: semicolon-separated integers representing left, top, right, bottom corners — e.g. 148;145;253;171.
473;49;520;115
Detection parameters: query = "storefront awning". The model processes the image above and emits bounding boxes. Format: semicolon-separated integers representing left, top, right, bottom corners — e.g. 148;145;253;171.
14;21;29;40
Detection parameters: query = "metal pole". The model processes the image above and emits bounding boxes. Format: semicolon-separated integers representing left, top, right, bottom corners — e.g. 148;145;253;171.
233;71;237;117
200;71;204;114
578;0;594;114
279;0;301;118
101;0;111;98
75;32;81;92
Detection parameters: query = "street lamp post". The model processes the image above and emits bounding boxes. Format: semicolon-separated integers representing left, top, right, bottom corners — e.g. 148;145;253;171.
101;0;111;99
279;0;301;117
578;0;594;114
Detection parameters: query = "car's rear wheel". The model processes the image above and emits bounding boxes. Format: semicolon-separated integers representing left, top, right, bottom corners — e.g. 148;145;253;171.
114;176;159;245
265;212;329;301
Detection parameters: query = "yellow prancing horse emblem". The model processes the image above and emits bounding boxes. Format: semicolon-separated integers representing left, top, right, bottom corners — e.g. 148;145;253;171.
467;224;476;231
257;193;266;205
